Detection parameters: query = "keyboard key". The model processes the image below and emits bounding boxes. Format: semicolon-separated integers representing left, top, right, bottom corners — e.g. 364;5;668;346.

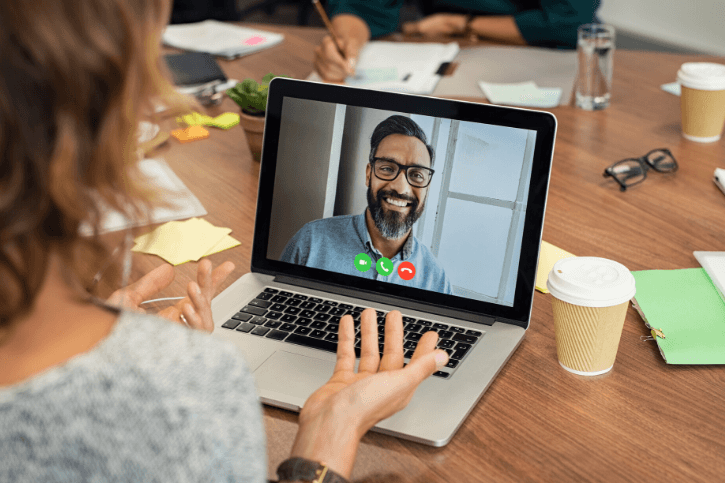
296;317;312;326
322;301;338;306
309;297;323;303
241;305;266;316
441;348;454;357
294;326;312;336
279;291;293;297
257;292;273;301
432;371;450;379
438;331;454;340
402;316;416;323
271;295;288;303
451;349;467;360
453;333;478;344
235;322;255;333
285;333;337;353
265;311;283;320
432;323;449;330
325;333;339;342
251;326;270;336
418;320;432;327
248;299;272;309
264;320;282;329
406;332;422;341
406;324;422;333
314;304;330;313
314;313;331;322
231;312;253;322
377;333;385;343
222;319;240;330
266;329;288;341
270;303;286;312
438;339;455;349
300;301;317;309
293;294;308;300
284;306;301;315
328;308;346;316
285;299;302;307
280;314;297;323
299;310;316;318
404;350;415;359
249;316;267;325
326;323;339;334
354;306;366;312
449;327;465;334
339;303;353;310
455;343;472;352
466;330;483;337
310;329;326;339
263;288;278;294
309;321;327;330
329;316;341;324
446;359;459;369
376;310;385;317
280;323;296;332
403;340;418;350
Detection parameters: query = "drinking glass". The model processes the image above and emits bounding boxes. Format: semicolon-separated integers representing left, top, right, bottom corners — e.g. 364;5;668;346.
575;24;615;110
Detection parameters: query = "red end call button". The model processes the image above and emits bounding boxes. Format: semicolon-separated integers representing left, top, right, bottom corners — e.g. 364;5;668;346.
398;261;416;281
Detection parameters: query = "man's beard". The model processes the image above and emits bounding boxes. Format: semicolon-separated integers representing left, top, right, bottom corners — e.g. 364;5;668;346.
367;186;425;240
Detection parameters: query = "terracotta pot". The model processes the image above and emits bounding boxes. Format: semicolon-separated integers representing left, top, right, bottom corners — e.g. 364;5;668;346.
239;110;265;159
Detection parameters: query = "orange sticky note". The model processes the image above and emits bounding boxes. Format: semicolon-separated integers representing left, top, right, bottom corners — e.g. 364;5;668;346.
171;125;209;143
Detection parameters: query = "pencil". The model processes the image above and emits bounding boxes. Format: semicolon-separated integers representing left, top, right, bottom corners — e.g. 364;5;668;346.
311;0;346;58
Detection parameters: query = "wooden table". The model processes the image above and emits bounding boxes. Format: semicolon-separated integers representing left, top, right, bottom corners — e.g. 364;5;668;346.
128;25;725;482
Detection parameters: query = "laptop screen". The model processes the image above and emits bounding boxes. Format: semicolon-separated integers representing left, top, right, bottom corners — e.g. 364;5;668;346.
254;79;555;326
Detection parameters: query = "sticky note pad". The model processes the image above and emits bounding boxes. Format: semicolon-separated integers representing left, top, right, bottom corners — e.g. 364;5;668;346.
177;112;215;126
209;112;240;129
171;125;209;143
132;217;232;265
535;241;576;293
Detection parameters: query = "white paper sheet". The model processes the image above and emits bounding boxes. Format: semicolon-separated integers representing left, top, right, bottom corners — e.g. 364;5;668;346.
478;81;562;108
162;20;284;59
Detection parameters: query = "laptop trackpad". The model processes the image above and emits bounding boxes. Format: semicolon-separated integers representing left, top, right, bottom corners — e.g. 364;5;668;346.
253;351;335;409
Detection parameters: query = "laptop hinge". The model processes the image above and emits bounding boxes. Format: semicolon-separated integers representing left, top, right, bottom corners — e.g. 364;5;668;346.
274;275;496;326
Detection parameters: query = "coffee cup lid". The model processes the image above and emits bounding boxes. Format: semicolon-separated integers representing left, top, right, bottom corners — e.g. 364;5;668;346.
546;257;636;307
677;62;725;91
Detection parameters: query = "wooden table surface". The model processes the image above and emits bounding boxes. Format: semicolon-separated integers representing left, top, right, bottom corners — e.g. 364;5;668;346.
127;25;725;482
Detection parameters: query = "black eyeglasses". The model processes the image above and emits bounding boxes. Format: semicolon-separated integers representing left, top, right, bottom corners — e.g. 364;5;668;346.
371;158;435;188
603;148;678;191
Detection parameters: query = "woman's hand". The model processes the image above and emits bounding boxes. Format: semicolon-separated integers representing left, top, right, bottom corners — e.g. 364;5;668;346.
314;35;363;82
289;308;449;478
402;13;468;37
106;258;235;332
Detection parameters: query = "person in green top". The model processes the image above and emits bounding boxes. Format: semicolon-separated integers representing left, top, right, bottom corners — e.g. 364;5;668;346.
314;0;600;81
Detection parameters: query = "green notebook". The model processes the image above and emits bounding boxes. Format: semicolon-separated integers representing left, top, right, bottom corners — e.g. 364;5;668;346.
632;269;725;364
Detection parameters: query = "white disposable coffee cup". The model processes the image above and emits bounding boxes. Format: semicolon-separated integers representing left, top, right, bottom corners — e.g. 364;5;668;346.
677;62;725;143
547;257;636;376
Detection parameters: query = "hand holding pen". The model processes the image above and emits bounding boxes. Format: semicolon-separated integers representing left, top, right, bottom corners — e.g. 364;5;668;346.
312;0;366;82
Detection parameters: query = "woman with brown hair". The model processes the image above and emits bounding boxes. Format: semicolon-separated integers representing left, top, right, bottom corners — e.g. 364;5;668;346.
0;0;448;481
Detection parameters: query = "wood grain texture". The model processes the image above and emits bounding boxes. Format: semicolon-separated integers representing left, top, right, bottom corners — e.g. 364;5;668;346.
116;26;725;482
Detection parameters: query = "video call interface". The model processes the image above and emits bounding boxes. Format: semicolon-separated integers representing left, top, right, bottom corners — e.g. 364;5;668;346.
266;97;537;307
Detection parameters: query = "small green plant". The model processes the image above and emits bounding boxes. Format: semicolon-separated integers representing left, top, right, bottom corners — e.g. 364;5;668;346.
226;73;289;115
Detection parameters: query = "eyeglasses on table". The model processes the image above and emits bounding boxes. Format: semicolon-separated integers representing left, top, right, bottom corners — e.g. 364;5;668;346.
603;148;678;191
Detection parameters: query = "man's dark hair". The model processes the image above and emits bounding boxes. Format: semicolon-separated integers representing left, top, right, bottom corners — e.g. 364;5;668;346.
369;115;435;167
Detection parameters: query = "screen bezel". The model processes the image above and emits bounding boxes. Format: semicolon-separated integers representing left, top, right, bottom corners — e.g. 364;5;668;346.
251;78;556;328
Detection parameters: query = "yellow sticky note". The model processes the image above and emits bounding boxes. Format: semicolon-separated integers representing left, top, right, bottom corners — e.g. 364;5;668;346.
535;241;576;293
176;111;215;126
209;112;240;129
203;235;240;256
132;218;231;265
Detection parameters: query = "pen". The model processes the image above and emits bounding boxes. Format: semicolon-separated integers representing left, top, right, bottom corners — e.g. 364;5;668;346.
714;168;725;197
311;0;346;59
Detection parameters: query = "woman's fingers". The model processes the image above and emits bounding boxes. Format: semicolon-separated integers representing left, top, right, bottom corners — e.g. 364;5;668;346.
379;310;404;371
357;308;380;374
107;263;175;309
333;315;356;375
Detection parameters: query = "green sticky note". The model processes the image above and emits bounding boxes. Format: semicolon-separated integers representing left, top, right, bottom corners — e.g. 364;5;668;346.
632;268;725;364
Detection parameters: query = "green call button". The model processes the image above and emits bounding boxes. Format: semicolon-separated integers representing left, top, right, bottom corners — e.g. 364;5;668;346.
354;253;372;272
376;257;393;276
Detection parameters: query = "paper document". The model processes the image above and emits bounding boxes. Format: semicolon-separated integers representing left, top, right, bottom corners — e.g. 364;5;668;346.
660;82;681;96
479;81;562;108
308;41;459;94
163;21;284;59
79;158;207;236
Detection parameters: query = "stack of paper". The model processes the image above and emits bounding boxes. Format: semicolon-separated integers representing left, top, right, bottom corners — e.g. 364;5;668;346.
162;20;284;59
132;217;240;266
479;81;562;108
308;41;459;94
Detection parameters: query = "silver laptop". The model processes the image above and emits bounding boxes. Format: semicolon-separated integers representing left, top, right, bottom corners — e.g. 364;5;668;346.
211;78;556;446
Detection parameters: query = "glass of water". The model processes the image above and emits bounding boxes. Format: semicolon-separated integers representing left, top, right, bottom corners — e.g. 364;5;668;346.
575;24;615;110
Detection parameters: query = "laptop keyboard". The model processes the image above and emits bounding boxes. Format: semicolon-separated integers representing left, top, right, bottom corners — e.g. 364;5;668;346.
220;288;484;379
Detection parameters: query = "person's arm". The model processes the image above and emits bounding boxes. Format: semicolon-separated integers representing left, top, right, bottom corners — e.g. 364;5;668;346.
402;13;526;45
280;309;448;479
510;0;600;48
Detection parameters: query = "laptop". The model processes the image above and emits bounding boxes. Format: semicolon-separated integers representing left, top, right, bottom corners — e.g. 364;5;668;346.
211;78;556;446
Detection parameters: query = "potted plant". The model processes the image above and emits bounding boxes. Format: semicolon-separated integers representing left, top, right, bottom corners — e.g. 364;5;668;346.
227;73;289;158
